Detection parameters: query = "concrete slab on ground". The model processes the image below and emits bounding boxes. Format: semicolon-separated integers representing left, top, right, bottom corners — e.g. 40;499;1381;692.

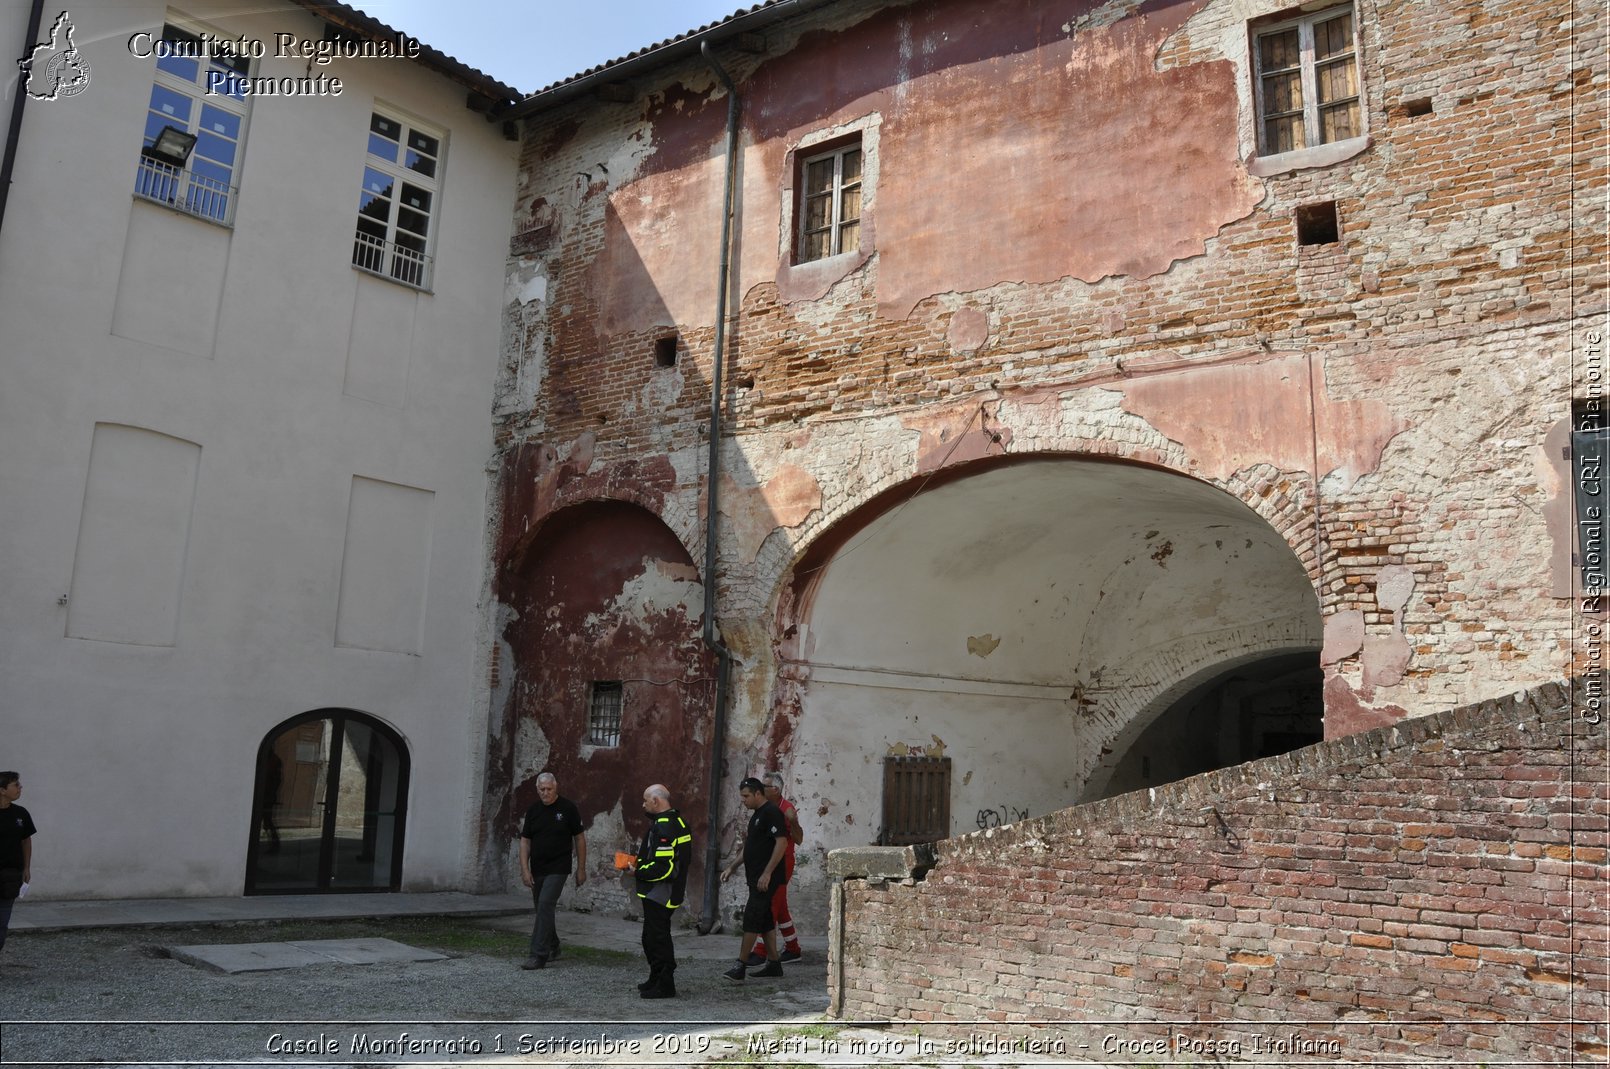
166;937;447;974
11;891;530;932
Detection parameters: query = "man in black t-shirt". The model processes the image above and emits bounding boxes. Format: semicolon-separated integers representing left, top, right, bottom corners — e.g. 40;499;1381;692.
517;772;586;970
723;777;788;982
0;771;36;958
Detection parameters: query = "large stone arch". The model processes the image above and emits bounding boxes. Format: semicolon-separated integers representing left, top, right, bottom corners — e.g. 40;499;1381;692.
754;406;1325;621
767;451;1320;908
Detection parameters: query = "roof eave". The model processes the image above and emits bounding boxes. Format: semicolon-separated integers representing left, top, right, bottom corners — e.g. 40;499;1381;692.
507;0;842;122
286;0;522;112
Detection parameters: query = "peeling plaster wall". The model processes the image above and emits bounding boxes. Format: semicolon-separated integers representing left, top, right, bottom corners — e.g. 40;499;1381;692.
486;498;716;911
492;0;1600;924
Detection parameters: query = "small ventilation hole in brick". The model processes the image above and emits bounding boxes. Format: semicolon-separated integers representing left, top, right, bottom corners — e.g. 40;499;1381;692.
654;335;678;368
1296;201;1340;246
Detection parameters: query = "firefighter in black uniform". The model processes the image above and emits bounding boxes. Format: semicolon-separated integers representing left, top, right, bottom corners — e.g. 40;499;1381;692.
634;783;691;999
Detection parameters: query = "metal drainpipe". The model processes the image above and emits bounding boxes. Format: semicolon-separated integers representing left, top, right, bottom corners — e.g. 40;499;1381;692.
696;40;739;936
0;0;47;235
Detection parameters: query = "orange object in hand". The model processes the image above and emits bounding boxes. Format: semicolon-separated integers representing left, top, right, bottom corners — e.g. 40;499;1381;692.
614;851;636;871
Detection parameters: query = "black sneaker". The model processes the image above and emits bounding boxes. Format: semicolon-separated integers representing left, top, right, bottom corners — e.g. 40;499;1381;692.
751;959;784;978
723;962;747;983
779;948;802;963
640;984;676;999
520;956;545;971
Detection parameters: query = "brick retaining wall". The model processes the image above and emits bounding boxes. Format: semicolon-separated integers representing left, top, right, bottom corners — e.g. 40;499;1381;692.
829;678;1608;1062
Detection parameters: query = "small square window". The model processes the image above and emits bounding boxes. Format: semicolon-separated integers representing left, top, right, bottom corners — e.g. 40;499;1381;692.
796;138;862;264
654;335;679;368
1252;6;1362;157
1295;201;1340;245
586;682;623;747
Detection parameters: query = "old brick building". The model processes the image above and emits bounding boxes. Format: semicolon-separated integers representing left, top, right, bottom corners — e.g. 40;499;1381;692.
487;0;1604;930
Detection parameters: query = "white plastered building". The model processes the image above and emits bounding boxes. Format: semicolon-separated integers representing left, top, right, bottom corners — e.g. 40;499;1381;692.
0;0;518;897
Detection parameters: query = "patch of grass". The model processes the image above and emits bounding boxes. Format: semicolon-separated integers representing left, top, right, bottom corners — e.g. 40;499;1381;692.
769;1024;844;1042
552;943;635;965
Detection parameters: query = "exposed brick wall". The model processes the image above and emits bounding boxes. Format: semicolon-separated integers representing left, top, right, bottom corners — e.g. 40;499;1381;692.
830;678;1608;1061
490;0;1606;906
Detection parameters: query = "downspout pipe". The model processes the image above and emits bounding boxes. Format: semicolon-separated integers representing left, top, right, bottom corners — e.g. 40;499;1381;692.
0;0;47;235
696;40;739;936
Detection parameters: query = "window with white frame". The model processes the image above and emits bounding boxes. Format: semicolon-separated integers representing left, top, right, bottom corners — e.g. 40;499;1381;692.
797;138;862;263
1253;6;1362;157
133;21;251;225
353;110;442;289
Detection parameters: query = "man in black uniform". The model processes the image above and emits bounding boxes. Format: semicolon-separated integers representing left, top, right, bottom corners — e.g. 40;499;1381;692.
0;771;36;958
634;783;691;999
518;772;586;970
724;777;788;982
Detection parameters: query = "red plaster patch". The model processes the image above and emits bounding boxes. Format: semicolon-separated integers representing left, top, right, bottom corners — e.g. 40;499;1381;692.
1119;355;1405;485
1361;632;1413;690
564;0;1255;334
905;404;1010;474
873;4;1258;318
947;306;990;353
1323;673;1407;739
720;463;824;562
1321;610;1365;665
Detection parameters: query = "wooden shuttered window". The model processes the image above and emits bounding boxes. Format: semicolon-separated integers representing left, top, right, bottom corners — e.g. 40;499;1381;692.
880;755;951;845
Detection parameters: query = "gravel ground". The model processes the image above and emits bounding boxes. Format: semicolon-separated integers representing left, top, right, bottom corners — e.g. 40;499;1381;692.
0;915;833;1068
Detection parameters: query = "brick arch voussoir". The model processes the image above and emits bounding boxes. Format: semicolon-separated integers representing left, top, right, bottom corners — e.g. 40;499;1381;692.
501;487;701;589
766;438;1319;634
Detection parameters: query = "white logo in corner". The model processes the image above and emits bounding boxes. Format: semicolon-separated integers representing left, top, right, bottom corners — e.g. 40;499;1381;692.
18;11;91;101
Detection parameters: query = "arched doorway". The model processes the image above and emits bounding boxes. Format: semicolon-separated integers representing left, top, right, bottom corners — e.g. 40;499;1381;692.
246;710;409;894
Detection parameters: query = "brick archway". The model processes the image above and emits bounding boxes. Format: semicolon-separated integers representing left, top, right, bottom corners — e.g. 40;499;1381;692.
768;451;1320;907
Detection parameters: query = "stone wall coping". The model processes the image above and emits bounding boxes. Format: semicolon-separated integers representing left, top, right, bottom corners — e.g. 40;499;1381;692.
825;843;938;880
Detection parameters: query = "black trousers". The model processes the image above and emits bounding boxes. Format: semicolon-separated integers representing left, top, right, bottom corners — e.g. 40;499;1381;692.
640;898;676;990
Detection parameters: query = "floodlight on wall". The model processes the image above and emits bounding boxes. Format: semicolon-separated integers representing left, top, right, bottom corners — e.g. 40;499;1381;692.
141;125;197;167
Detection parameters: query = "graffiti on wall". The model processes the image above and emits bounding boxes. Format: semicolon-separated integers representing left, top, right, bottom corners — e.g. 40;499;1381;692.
975;803;1029;829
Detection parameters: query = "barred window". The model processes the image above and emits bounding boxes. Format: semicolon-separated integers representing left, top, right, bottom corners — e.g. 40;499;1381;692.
880;755;950;845
1253;6;1362;157
586;682;623;747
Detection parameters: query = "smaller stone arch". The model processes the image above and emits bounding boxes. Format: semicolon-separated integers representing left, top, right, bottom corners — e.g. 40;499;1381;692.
1078;636;1323;802
487;497;716;916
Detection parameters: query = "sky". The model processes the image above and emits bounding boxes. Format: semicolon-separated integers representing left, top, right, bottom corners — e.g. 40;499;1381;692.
351;1;752;94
